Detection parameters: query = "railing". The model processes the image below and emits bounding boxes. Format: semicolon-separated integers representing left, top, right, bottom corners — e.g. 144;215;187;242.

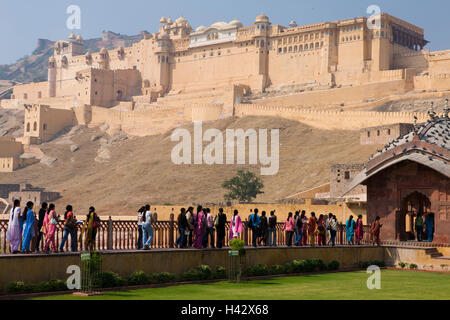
0;216;372;254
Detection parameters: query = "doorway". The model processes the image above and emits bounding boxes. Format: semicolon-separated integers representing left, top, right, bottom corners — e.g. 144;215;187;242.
398;191;431;241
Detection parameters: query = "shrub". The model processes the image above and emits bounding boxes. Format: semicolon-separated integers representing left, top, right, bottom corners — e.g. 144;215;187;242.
269;265;286;275
327;261;340;271
398;262;407;269
213;266;227;279
181;265;213;282
6;281;26;294
246;264;269;277
229;239;245;251
148;273;160;284
127;271;150;286
409;263;418;270
309;259;327;271
93;271;124;288
157;272;177;283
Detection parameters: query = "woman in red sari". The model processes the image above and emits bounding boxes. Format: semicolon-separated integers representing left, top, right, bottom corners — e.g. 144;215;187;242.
317;215;326;246
308;212;318;247
193;206;206;249
355;215;364;245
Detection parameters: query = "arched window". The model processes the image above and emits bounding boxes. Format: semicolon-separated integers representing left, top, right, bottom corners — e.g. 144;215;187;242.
304;44;308;50
43;124;47;131
283;47;287;53
299;45;303;51
288;46;292;53
33;122;37;131
26;123;30;132
294;46;298;52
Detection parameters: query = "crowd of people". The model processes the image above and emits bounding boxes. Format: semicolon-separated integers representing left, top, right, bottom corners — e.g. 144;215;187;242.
5;200;386;254
138;205;385;250
6;200;100;254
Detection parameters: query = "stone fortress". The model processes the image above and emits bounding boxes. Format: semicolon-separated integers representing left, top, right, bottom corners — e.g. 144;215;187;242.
1;12;450;173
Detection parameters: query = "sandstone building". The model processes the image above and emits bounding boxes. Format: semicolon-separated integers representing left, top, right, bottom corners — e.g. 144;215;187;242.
0;12;449;171
346;111;450;243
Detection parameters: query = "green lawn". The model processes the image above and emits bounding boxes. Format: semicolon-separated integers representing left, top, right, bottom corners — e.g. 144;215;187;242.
34;270;450;300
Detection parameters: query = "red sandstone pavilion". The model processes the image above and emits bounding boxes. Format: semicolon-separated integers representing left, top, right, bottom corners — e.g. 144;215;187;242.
346;110;450;243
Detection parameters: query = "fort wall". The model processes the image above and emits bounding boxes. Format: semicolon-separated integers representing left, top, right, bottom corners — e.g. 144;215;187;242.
235;104;429;130
251;79;409;108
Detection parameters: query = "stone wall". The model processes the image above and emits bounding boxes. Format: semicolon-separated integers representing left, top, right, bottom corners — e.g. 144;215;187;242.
330;164;366;198
360;123;414;145
250;79;409;108
235;104;429;130
0;246;385;290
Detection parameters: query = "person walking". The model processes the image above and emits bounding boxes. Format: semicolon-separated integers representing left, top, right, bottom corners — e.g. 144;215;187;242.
249;209;261;247
370;216;383;246
308;212;318;246
175;208;188;248
415;213;424;242
43;204;58;254
425;213;435;243
59;205;78;252
268;211;277;247
329;215;338;247
326;213;333;245
258;211;269;246
36;202;48;252
355;215;364;245
317;215;326;246
301;211;308;246
21;202;36;253
193;206;206;249
6;200;22;254
294;211;302;246
216;208;227;249
142;204;154;250
82;207;100;252
229;210;243;240
185;207;194;248
137;206;145;250
205;208;215;248
346;216;356;245
284;212;295;247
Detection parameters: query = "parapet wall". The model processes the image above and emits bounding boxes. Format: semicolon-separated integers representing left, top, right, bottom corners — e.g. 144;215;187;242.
235;104;429;130
251;79;410;108
0;246;385;290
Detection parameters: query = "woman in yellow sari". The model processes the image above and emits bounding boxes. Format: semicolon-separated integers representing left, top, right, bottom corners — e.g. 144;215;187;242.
80;207;100;252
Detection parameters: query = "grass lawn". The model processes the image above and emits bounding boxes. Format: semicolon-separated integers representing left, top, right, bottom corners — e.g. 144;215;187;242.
34;270;450;300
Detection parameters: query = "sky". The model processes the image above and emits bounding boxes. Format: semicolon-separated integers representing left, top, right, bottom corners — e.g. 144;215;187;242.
1;0;449;65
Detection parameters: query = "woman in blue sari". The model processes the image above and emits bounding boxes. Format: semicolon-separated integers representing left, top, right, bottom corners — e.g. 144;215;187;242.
346;216;356;245
425;213;434;243
22;202;36;253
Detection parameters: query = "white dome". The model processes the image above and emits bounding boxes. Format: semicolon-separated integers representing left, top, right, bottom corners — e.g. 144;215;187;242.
176;16;187;24
167;18;173;25
255;14;270;24
160;16;167;24
210;22;228;29
196;25;206;32
229;20;243;28
69;33;76;40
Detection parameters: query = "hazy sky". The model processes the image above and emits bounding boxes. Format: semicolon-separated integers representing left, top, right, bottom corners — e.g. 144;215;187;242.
1;0;449;64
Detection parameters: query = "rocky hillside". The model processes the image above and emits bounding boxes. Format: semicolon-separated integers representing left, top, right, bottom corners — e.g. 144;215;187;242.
0;31;144;84
0;115;378;216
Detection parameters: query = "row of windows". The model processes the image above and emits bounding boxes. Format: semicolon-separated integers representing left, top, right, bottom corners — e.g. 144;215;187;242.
26;122;46;132
278;42;323;54
367;129;391;138
278;32;324;45
342;35;361;42
341;25;363;33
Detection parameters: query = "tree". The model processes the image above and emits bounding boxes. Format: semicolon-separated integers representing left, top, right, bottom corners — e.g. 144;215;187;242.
222;170;264;203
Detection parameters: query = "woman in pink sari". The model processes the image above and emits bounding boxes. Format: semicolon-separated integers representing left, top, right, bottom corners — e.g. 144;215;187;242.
43;204;58;253
355;215;364;245
229;210;243;240
193;206;206;249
